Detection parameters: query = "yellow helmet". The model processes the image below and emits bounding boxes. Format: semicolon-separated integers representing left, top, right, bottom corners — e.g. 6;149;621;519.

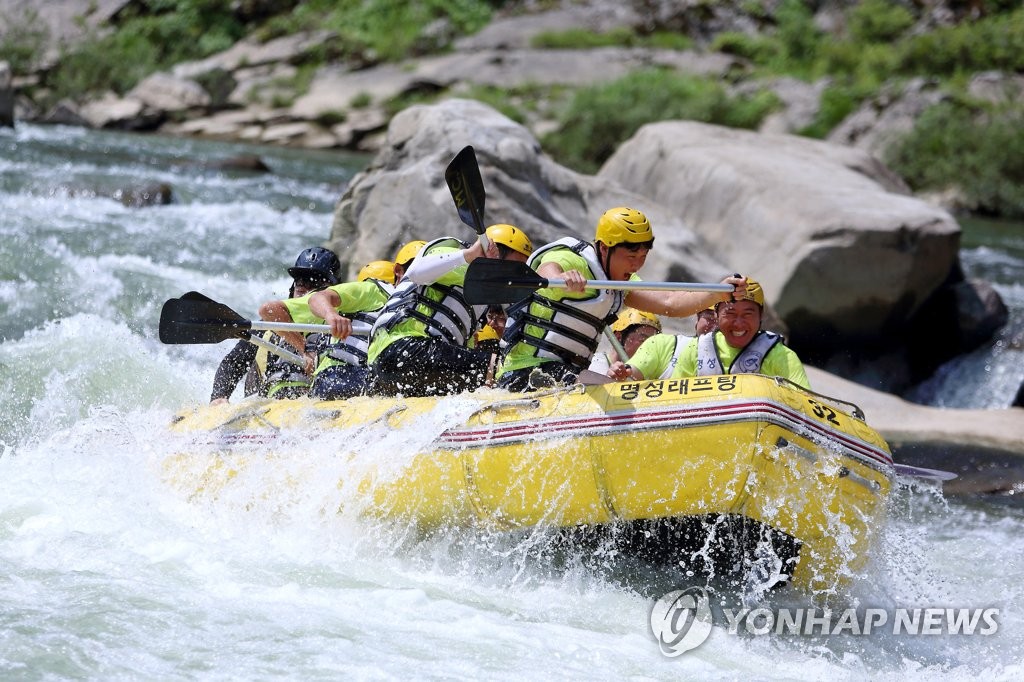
610;308;662;333
357;260;396;284
475;324;500;343
394;240;426;267
595;207;654;247
729;277;765;307
485;223;533;257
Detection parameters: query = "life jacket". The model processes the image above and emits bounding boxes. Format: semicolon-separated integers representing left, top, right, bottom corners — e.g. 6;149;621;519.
696;330;782;376
658;335;691;380
318;280;394;367
254;331;310;396
502;238;624;370
371;238;477;346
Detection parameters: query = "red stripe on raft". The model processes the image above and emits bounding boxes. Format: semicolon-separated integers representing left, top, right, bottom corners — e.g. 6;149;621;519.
433;400;893;469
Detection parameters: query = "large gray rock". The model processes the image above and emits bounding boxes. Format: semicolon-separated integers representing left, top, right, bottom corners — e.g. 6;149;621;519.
328;98;729;282
127;72;210;113
598;121;962;358
828;78;946;157
79;92;162;130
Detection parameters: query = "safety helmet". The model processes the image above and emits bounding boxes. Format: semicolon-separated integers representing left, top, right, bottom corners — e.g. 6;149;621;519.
610;308;662;334
357;260;396;284
475;324;500;343
288;246;341;284
720;277;765;308
394;240;427;267
594;207;654;247
485;224;533;257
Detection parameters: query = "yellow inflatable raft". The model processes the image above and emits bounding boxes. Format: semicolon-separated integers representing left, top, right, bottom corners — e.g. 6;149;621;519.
164;374;894;596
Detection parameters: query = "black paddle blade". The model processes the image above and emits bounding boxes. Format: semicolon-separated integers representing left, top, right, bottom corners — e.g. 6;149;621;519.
158;291;252;344
445;145;486;233
463;258;548;305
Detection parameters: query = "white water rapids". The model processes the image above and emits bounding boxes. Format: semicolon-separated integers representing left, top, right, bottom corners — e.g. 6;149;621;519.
1;124;1022;680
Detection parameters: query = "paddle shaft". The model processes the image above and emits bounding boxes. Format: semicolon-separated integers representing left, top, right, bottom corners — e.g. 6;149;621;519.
546;278;734;293
603;327;629;362
246;334;304;366
892;463;958;482
247;320;372;336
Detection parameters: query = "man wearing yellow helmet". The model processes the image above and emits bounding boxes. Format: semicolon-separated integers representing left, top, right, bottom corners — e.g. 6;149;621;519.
497;206;746;391
393;239;426;283
588;307;662;374
609;277;809;389
367;224;534;397
695;305;718;336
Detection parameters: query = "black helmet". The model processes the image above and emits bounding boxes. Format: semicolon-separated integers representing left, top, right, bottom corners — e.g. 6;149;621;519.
288;247;341;285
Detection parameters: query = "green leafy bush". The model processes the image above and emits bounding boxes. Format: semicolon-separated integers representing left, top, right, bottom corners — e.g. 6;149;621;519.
847;0;914;43
799;85;859;139
0;9;50;73
47;0;245;99
885;102;1024;217
895;7;1024;76
262;0;494;63
543;69;779;173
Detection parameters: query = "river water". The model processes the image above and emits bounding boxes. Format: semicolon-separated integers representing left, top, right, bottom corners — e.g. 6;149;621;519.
1;124;1022;680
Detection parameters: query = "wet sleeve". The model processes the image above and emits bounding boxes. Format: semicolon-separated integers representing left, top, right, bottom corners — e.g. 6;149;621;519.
210;339;257;401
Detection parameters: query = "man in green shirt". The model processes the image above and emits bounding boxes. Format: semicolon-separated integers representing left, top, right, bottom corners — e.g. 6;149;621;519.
303;259;397;400
609;278;810;389
367;224;534;397
497;206;747;392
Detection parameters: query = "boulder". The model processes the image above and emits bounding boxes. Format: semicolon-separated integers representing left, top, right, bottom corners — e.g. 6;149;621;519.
113;183;173;207
328;98;730;282
79;92;162;130
598;120;968;384
127;72;211;113
40;98;90;127
171;31;336;80
827;77;946;157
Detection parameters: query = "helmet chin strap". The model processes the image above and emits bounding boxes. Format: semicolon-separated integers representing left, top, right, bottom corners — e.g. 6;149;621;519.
599;242;613;279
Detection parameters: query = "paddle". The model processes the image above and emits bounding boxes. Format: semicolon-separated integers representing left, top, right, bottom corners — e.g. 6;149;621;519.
445;145;490;250
892;463;958;482
603;328;629;363
158;291;371;345
463;258;736;305
246;333;305;366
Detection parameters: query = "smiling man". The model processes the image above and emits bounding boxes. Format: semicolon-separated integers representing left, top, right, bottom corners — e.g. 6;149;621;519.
497;206;746;392
609;277;809;389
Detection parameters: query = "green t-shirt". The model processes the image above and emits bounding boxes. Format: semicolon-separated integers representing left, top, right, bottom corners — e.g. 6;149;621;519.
498;247;601;376
628;331;810;389
283;280;392;372
283;280;390;324
366;244;467;363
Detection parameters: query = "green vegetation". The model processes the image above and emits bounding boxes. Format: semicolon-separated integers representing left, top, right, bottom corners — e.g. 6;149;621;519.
46;0;246;101
885;102;1024;218
0;9;50;73
542;69;779;174
41;0;498;102
349;92;373;109
260;0;495;61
